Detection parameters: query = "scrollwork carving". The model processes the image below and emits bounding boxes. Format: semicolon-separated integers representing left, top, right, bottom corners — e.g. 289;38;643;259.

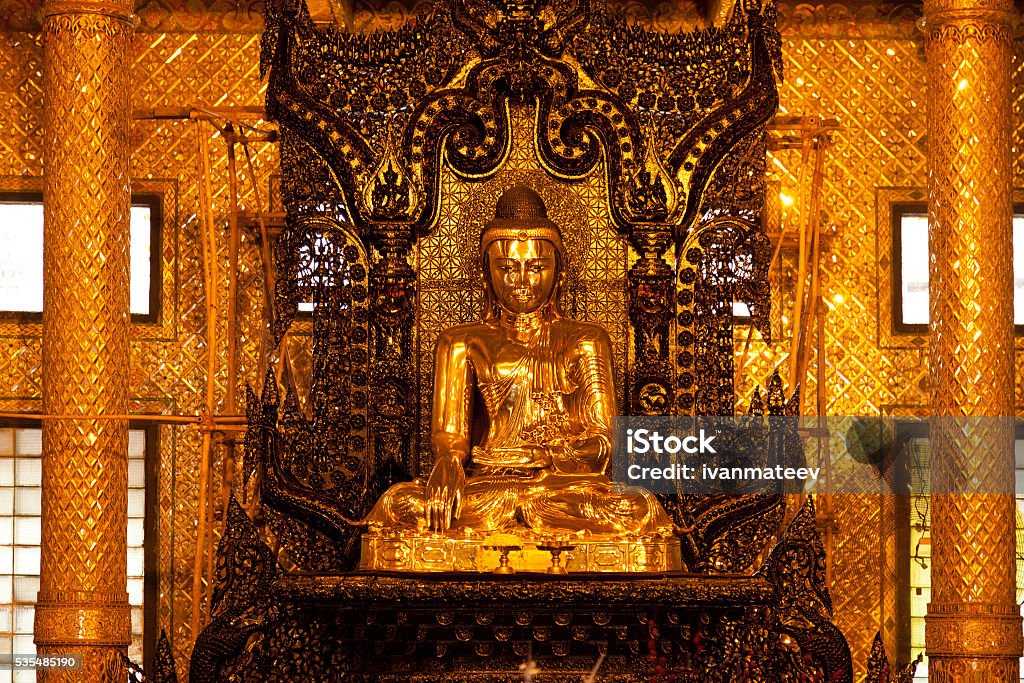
761;496;853;683
189;495;280;683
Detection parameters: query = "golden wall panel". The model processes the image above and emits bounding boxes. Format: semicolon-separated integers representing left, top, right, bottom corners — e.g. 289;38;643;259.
733;34;932;676
127;31;276;664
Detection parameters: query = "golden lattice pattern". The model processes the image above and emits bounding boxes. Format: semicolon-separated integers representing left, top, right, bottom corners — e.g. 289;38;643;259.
731;33;930;676
923;2;1022;676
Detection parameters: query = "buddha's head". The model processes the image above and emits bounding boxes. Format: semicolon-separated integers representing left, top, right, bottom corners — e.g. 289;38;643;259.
480;186;566;320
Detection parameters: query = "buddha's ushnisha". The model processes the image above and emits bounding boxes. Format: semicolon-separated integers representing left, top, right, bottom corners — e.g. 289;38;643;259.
365;186;671;537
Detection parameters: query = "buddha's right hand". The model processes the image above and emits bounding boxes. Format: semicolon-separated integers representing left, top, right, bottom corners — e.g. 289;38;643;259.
425;453;466;532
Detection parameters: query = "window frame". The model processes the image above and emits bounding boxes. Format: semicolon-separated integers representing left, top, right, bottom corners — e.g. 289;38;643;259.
0;417;159;668
892;201;1024;335
892;419;1024;674
0;191;163;325
891;203;928;335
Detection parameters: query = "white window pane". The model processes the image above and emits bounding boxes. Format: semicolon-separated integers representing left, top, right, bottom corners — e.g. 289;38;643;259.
12;432;39;458
131;606;143;636
12;518;37;547
127;578;144;607
900;214;930;325
0;202;154;316
128;429;146;458
126;548;144;579
13;460;38;488
127;518;144;547
733;302;750;318
12;634;33;656
12;490;37;517
12;670;34;683
0;204;43;312
12;547;38;576
128;459;145;489
127;489;144;518
130;207;152;316
0;425;150;664
129;642;143;667
0;431;13;457
12;578;36;604
11;607;31;635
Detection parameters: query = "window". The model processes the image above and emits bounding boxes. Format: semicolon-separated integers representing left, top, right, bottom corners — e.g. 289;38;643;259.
893;204;1024;332
895;422;1024;681
0;193;161;323
296;232;351;314
0;423;156;679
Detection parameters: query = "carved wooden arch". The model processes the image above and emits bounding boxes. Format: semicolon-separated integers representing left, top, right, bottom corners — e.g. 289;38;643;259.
263;0;783;237
259;0;783;569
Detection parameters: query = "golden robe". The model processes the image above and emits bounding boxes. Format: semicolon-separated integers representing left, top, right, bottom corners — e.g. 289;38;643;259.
365;314;671;538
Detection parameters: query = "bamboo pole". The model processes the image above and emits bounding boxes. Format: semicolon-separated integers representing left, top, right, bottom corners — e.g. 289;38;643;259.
222;126;241;533
200;123;220;618
794;136;828;390
190;120;220;637
239;132;278;385
787;117;817;381
0;411;245;424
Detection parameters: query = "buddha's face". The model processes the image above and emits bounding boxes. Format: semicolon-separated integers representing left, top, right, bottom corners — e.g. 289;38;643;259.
486;238;559;315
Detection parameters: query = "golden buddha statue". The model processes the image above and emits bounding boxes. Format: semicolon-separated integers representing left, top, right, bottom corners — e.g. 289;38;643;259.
361;186;678;572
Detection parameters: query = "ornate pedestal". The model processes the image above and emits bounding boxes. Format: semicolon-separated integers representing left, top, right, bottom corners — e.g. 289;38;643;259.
269;572;774;682
359;533;682;573
190;498;853;683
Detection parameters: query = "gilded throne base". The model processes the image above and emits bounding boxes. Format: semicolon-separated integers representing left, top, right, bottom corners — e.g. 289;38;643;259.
359;532;683;573
189;498;854;683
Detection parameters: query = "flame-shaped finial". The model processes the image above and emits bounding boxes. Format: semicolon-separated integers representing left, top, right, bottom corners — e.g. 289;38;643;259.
620;118;678;224
363;123;420;222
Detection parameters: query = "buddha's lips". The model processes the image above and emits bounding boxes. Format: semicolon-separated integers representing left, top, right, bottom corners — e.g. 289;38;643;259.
512;289;534;302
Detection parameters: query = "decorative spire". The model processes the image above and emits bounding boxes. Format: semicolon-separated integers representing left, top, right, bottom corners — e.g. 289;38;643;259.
619;118;677;225
362;122;420;222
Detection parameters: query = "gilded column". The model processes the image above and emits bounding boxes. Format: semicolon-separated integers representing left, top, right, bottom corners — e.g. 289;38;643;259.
924;0;1023;680
35;0;136;679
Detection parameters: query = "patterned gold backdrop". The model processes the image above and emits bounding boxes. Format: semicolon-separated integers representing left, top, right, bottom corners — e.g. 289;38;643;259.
0;0;1021;676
